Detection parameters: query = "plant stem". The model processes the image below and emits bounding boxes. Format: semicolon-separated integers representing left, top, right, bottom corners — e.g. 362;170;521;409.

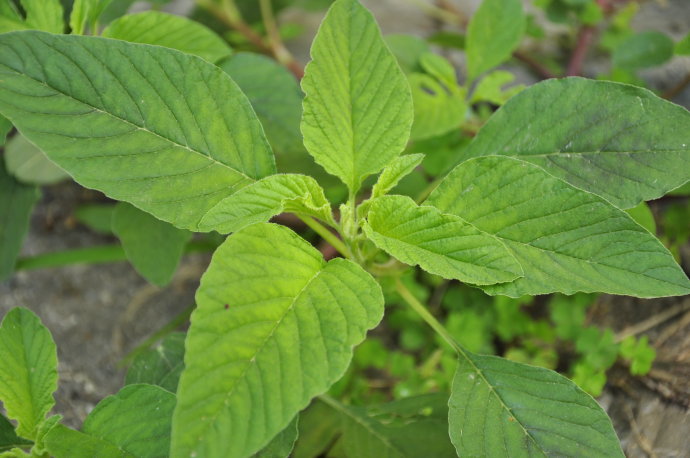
513;51;558;80
395;278;461;353
259;0;304;79
118;304;195;367
662;72;690;100
15;241;214;271
298;215;351;258
405;0;464;26
566;25;595;76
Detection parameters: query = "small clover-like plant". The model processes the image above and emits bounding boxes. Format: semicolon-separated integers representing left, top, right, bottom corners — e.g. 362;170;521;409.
0;0;689;457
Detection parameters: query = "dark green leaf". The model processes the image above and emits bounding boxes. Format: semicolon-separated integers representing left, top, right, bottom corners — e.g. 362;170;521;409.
613;31;674;70
125;332;185;393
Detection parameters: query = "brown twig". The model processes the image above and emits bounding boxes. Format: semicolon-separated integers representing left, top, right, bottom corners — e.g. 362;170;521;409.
614;299;690;343
566;26;596;76
259;0;304;79
513;51;558;80
662;72;690;100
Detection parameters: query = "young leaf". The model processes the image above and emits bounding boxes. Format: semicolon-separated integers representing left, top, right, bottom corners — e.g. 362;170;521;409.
0;31;275;230
82;384;175;458
371;153;424;198
253;416;299;458
19;0;64;33
448;350;624;457
363;195;522;285
70;0;113;35
0;2;27;33
43;424;133;458
172;223;384;458
466;0;525;81
221;53;303;155
427;156;690;297
0;308;57;440
613;31;674;70
0;164;40;281
125;332;185;393
4;134;69;185
301;0;413;193
460;77;690;209
198;174;334;234
0;415;32;453
409;54;467;141
112;203;192;286
102;11;232;63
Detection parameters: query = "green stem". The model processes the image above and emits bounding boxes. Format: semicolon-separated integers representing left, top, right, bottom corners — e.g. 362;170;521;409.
118;304;195;367
298;215;351;258
15;241;214;271
395;278;461;353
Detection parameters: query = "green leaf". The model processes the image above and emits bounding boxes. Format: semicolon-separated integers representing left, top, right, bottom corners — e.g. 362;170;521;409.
74;204;115;235
460;77;690;209
4;133;69;185
0;308;57;440
619;335;655;375
470;70;524;105
676;32;690;55
112;203;192;286
253;416;299;458
172;223;384;457
371;153;424;198
20;0;64;33
0;415;32;453
125;332;185;393
317;394;456;458
364;195;522;285
199;173;334;234
0;115;11;145
301;0;413;193
409;54;467;140
466;0;525;80
0;31;275;230
384;34;429;74
613;31;674;70
0;2;27;33
0;164;39;281
625;201;656;234
43;424;134;458
427;156;690;297
83;384;176;458
220;53;303;155
293;399;342;458
70;0;112;35
449;350;624;457
102;11;232;63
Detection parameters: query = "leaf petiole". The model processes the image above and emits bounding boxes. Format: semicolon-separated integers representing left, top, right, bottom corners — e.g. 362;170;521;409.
298;215;352;259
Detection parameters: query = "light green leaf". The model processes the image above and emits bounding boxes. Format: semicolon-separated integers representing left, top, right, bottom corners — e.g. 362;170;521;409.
43;424;133;458
0;165;39;281
0;415;32;453
70;0;112;35
470;70;524;105
0;31;275;230
102;11;232;63
221;53;303;155
449;350;624;457
112;203;192;286
253;416;299;458
625;202;656;234
364;195;522;285
460;78;690;209
676;32;690;55
384;34;429;74
83;384;176;458
0;2;26;33
372;153;424;198
125;332;185;393
409;54;467;140
20;0;63;33
428;156;690;297
613;31;674;70
199;173;334;234
466;0;525;80
4;134;69;185
0;308;57;440
172;223;384;457
301;0;413;193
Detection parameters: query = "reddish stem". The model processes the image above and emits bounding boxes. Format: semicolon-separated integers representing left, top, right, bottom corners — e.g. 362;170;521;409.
566;26;595;77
